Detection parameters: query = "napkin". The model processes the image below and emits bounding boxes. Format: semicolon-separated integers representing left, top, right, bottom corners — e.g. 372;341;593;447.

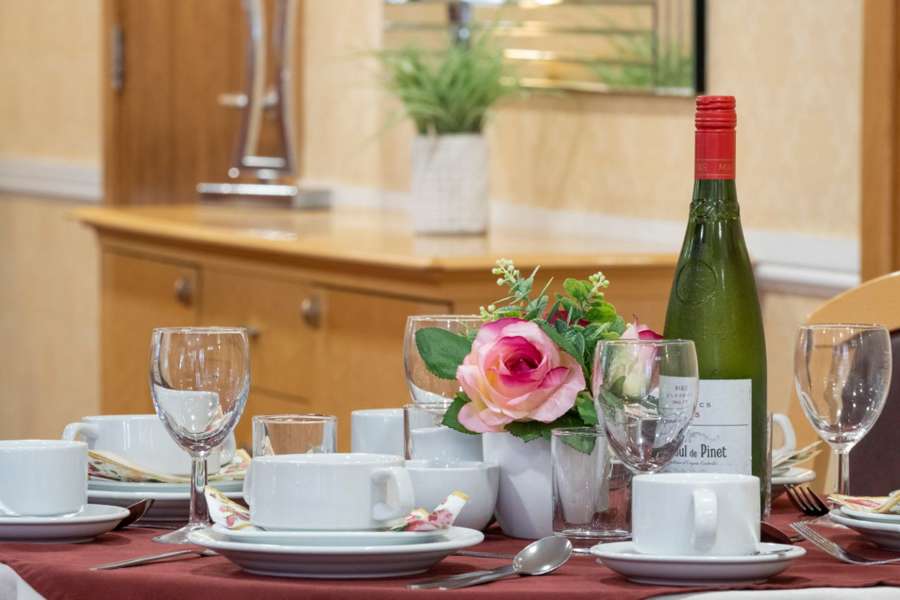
205;486;469;532
830;492;900;514
88;449;251;484
772;440;823;475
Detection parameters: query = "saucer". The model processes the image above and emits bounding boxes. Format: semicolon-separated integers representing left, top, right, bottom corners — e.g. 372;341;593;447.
590;542;805;586
88;479;243;494
188;526;484;578
771;467;815;498
213;524;446;546
0;504;130;543
88;486;243;525
838;506;900;525
830;510;900;550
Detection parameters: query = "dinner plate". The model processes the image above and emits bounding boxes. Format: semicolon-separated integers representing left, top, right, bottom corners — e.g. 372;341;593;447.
88;479;243;494
590;542;805;586
188;526;484;578
838;506;900;525
830;510;900;550
771;467;815;498
212;523;446;547
88;487;243;525
0;504;129;543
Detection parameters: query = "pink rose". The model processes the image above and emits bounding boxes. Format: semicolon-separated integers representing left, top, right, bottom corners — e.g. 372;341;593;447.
456;318;586;433
621;320;663;341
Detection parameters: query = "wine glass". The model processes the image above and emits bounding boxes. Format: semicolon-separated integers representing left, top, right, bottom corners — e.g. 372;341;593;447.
149;327;250;544
794;324;891;495
593;339;699;475
402;315;482;405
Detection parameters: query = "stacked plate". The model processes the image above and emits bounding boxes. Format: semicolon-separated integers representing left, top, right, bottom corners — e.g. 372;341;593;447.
187;526;484;578
771;467;815;499
830;506;900;550
88;479;244;526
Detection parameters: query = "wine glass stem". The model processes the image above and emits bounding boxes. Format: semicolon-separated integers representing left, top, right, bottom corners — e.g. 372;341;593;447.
188;455;210;526
836;449;850;496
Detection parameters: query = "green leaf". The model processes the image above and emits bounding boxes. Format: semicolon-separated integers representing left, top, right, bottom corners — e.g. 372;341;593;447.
576;391;598;425
534;319;582;364
505;420;548;443
560;431;597;455
563;278;591;302
585;302;618;323
564;329;586;362
440;393;479;435
523;295;549;321
415;328;472;380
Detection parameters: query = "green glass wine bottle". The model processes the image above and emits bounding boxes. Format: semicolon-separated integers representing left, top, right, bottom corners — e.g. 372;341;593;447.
663;96;767;483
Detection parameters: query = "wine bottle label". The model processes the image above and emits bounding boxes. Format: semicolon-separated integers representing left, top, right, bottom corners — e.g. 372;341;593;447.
665;379;752;474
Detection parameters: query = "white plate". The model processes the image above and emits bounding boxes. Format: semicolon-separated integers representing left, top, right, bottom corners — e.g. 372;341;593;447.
0;504;130;543
590;542;805;587
88;479;243;494
830;510;900;550
838;506;900;525
188;526;484;579
88;487;243;524
213;523;446;547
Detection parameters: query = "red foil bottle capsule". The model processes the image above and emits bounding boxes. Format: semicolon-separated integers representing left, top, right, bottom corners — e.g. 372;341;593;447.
695;95;736;180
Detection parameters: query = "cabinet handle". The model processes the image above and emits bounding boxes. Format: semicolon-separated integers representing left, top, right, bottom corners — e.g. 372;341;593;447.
300;296;321;328
173;276;193;306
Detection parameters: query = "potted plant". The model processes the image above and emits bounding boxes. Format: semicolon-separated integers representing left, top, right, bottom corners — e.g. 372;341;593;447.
413;258;659;538
377;36;516;235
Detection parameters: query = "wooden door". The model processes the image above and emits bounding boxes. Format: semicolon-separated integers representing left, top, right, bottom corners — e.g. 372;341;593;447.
101;252;199;414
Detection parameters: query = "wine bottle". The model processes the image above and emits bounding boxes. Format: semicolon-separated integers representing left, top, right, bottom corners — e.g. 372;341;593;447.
663;96;767;482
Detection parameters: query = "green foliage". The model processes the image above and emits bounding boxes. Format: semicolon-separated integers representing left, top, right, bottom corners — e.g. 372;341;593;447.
415;328;472;380
590;35;694;91
375;34;517;134
440;393;479;435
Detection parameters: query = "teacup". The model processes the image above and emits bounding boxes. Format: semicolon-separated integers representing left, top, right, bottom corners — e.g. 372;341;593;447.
244;453;415;531
772;413;797;461
351;409;404;456
0;440;87;516
406;459;498;530
62;414;235;476
632;473;760;557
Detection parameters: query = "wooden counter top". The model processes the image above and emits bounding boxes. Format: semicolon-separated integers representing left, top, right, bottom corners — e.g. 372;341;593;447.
74;205;677;273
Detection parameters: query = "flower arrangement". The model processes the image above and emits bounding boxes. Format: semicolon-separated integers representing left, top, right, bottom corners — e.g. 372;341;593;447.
415;258;659;448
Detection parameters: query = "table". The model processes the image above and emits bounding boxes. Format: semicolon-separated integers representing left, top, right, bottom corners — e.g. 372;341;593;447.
1;504;900;600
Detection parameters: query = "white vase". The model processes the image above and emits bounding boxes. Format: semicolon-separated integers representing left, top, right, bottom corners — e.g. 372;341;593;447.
482;432;553;539
410;133;488;235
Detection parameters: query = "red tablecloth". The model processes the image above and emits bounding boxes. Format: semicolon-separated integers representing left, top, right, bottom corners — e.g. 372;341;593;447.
2;502;900;600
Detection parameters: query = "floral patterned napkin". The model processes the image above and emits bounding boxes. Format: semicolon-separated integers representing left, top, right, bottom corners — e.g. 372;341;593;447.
830;492;900;514
205;486;469;532
88;449;251;484
773;440;822;475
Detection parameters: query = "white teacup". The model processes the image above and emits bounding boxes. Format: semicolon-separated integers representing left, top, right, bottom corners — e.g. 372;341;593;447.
62;415;235;476
406;459;498;530
772;413;797;461
351;409;404;456
245;453;415;531
0;440;87;516
633;473;760;557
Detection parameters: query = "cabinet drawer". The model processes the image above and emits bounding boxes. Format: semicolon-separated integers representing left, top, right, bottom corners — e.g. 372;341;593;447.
202;270;320;400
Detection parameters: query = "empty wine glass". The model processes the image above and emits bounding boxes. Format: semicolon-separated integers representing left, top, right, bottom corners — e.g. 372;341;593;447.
149;327;250;544
403;315;482;405
794;324;891;495
593;339;699;475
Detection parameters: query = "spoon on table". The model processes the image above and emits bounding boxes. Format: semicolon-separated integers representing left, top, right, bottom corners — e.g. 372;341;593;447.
408;535;573;590
112;499;155;531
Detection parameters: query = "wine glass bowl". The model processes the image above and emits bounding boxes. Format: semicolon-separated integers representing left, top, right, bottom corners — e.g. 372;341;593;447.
593;339;699;474
403;315;482;405
794;323;891;494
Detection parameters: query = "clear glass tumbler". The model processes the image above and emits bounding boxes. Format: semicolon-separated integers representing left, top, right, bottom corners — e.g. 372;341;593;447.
252;414;337;457
403;402;482;463
552;427;631;553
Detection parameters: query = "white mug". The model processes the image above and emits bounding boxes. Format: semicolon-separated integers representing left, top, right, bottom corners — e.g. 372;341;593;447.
62;414;235;476
0;440;87;516
633;473;760;556
244;453;415;531
351;409;404;456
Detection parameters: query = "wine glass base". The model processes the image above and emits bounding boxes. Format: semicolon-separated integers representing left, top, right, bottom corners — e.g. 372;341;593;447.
152;522;210;545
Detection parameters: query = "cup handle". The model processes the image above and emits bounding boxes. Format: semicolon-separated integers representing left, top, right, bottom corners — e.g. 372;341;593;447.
772;413;796;456
692;488;717;553
62;422;100;446
370;466;415;524
219;434;236;465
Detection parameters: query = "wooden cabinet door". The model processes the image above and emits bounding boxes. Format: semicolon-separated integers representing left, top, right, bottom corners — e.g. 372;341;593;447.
316;289;450;451
101;252;199;414
234;389;313;451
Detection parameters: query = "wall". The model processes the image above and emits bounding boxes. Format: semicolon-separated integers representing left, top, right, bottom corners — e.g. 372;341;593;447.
0;0;102;438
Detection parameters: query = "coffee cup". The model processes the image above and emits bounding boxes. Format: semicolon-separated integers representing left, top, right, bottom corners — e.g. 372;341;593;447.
406;459;498;530
0;440;87;516
351;409;404;456
244;453;415;531
632;473;760;556
62;414;235;476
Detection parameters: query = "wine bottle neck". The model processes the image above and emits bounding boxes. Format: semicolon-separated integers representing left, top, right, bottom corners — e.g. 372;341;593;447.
690;180;739;221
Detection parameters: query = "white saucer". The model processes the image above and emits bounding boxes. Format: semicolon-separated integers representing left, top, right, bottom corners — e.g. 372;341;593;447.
188;526;484;578
89;486;243;525
830;510;900;550
0;504;130;543
590;542;805;586
838;506;900;525
772;468;815;498
88;479;243;494
212;523;445;547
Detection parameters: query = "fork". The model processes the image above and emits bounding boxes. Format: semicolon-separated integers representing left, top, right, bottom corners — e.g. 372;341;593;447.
792;522;900;565
786;484;830;517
